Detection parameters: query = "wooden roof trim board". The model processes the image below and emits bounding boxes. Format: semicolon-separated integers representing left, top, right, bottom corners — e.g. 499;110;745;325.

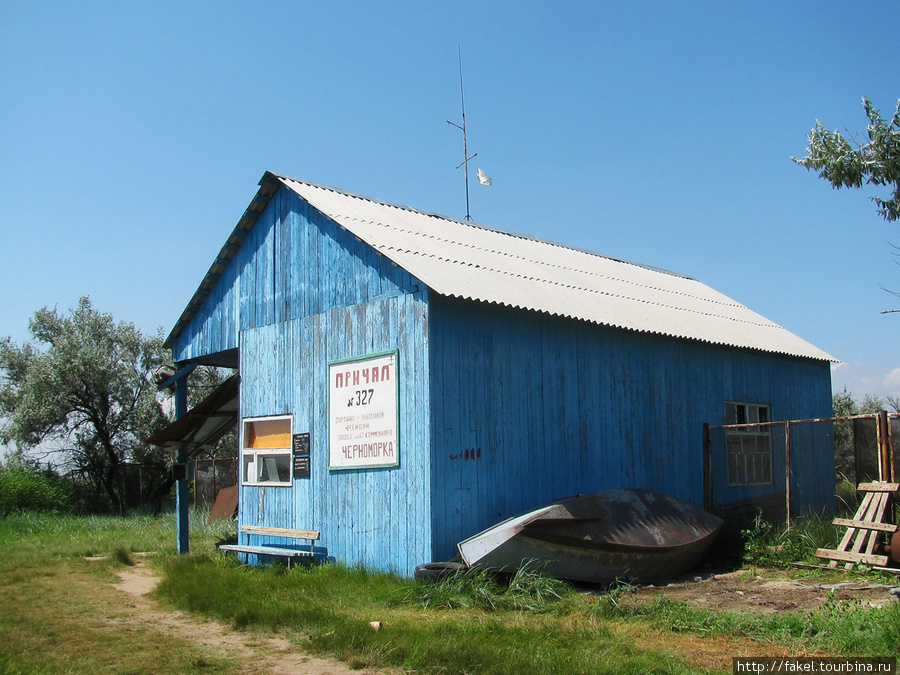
165;174;279;342
165;171;836;363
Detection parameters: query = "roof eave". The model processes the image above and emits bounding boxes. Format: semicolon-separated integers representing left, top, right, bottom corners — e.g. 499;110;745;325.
164;171;281;350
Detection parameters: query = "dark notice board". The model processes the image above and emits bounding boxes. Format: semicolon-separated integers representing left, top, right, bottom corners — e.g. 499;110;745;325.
292;433;310;479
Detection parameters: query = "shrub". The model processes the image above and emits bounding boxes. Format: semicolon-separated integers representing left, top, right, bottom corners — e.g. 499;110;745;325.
0;468;74;515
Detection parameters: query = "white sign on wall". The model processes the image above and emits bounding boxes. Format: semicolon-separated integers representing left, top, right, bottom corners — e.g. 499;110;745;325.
328;350;399;470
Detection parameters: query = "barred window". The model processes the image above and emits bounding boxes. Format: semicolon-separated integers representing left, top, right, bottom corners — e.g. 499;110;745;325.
725;402;772;486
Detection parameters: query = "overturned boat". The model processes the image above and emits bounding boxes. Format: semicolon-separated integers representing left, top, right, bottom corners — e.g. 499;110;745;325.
457;489;724;584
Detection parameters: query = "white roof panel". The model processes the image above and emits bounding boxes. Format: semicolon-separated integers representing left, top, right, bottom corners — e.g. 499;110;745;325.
277;175;834;362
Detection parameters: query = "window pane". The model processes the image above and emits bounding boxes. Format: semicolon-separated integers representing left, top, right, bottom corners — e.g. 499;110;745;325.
245;418;291;449
258;454;291;483
725;403;738;426
758;435;771;484
243;455;256;483
727;435;744;485
751;444;762;483
748;406;759;424
761;453;772;484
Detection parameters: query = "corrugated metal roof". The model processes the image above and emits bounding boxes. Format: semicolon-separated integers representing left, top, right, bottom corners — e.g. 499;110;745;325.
166;172;835;362
275;175;835;362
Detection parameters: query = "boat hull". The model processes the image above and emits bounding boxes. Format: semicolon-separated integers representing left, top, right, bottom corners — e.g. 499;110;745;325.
457;489;723;584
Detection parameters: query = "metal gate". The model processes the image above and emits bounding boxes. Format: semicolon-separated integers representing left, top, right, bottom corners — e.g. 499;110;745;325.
193;458;238;509
703;412;898;524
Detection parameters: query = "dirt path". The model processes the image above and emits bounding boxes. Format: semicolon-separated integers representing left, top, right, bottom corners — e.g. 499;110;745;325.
112;561;388;675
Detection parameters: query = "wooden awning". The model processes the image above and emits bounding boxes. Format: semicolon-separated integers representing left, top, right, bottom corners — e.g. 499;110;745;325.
148;375;239;458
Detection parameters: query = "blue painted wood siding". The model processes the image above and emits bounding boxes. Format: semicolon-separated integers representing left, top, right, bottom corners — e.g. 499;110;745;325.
172;186;433;575
239;295;431;575
428;297;833;561
172;187;422;362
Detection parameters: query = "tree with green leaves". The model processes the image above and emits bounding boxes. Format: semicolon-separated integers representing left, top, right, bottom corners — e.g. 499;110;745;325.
794;97;900;221
832;387;885;484
0;297;169;513
184;365;238;460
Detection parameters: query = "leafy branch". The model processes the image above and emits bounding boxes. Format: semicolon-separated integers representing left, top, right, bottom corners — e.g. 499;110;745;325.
793;97;900;222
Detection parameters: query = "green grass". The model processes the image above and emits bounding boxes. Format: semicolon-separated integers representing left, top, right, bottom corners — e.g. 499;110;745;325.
156;553;900;672
0;509;235;566
1;511;898;674
606;589;900;657
0;654;54;675
0;510;244;675
157;554;694;674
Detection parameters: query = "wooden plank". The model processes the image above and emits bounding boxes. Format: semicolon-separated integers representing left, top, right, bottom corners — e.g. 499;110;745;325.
856;482;900;493
814;548;889;566
866;492;890;544
843;491;889;570
828;491;876;569
831;518;898;533
219;544;315;557
241;525;319;539
792;562;832;571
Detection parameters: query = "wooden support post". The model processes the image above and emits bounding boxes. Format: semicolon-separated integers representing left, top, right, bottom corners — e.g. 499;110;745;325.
175;374;190;555
888;413;896;484
785;421;792;531
702;423;711;512
878;411;891;483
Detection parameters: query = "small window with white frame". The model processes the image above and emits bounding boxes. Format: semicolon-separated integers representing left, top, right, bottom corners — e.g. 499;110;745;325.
242;415;293;486
725;402;772;486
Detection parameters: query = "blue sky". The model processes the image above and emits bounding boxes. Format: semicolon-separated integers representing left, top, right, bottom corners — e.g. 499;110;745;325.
1;1;899;402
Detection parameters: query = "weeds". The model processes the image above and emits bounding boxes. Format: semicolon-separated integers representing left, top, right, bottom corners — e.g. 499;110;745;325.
506;562;570;610
587;580;639;619
414;566;504;610
742;511;837;568
604;583;900;658
113;546;134;566
410;561;570;612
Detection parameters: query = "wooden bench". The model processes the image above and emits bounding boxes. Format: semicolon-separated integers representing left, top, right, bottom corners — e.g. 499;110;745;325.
219;525;321;567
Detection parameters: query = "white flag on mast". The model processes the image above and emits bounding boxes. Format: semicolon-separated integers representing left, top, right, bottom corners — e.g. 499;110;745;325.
476;168;492;186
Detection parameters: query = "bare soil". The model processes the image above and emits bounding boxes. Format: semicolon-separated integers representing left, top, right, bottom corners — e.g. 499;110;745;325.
630;568;899;615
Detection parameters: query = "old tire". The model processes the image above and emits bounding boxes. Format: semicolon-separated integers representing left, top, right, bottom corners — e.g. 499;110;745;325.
414;562;466;581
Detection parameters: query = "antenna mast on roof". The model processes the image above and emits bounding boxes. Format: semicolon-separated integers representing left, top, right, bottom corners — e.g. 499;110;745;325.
447;45;476;221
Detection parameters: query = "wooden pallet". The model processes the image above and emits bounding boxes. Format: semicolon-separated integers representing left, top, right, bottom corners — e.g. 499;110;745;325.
814;482;899;570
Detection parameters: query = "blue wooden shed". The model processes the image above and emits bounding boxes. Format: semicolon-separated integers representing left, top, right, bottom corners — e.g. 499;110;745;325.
163;172;835;575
